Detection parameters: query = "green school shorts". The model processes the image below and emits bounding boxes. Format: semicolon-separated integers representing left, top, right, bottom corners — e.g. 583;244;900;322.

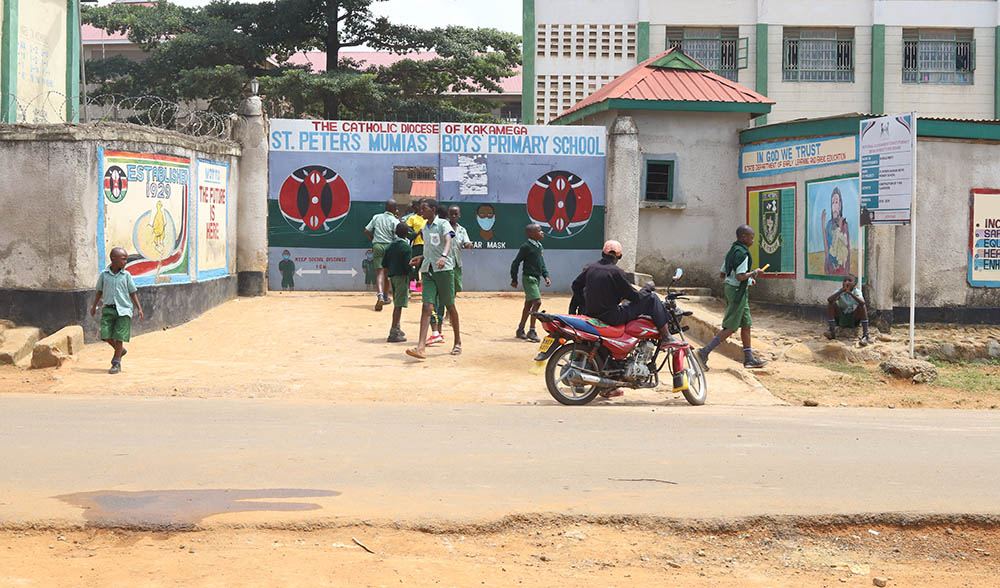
454;266;463;294
100;306;132;342
372;242;390;269
281;274;294;288
721;283;752;331
837;310;861;328
422;270;455;307
522;275;541;301
390;275;409;308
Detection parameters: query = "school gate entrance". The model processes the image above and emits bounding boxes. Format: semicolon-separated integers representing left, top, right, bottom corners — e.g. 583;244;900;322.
266;120;606;291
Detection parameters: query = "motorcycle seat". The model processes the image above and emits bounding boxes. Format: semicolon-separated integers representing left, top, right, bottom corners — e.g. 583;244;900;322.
558;315;625;338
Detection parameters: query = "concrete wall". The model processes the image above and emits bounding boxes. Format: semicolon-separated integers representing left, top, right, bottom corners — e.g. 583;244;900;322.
738;135;1000;316
583;110;752;287
883;26;996;119
0;122;242;338
531;0;1000;124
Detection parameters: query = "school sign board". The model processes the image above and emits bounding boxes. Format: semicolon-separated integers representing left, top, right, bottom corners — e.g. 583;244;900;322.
970;189;1000;287
859;114;915;225
739;135;857;179
266;120;607;291
97;149;233;286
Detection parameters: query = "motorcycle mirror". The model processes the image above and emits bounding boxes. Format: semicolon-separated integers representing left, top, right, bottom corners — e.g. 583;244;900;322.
672;268;683;281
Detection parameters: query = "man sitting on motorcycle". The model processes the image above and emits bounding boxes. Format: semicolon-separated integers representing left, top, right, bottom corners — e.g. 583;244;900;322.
571;240;674;346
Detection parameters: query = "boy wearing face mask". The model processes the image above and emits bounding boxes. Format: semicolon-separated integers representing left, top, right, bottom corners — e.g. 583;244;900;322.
475;203;497;241
278;249;295;292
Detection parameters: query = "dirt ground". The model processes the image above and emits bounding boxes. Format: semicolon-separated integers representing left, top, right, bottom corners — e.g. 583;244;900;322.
0;292;774;406
2;291;998;409
2;521;998;587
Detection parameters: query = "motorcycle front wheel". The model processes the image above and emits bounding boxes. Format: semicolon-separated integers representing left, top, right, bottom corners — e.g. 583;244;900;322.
545;345;605;406
682;349;708;406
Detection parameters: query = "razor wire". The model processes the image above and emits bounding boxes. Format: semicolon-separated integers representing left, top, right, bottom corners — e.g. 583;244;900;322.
5;91;237;140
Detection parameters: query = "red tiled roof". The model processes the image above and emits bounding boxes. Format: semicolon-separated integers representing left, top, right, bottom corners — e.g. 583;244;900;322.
287;51;522;94
554;48;773;123
82;24;130;42
409;181;437;197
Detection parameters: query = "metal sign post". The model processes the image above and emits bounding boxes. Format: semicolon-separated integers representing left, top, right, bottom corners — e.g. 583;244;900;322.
909;116;917;358
860;113;918;357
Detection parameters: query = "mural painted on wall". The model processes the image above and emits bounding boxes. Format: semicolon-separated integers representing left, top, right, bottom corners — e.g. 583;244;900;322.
746;183;796;278
969;189;1000;287
16;0;68;122
195;159;229;279
267;120;606;291
99;150;191;286
805;174;862;281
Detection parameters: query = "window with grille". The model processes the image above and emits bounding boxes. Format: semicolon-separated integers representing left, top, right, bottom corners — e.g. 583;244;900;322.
645;160;674;202
782;27;854;82
666;27;746;82
902;29;974;84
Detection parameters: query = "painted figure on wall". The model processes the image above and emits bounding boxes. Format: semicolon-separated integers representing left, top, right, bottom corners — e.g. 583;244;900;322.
476;203;496;241
806;175;861;281
362;249;376;290
278;250;295;291
821;186;850;276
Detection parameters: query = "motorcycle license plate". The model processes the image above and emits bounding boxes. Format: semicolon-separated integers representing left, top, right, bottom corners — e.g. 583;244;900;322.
538;336;556;353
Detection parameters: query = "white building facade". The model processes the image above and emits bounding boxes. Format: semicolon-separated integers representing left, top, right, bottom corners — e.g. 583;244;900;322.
525;0;1000;125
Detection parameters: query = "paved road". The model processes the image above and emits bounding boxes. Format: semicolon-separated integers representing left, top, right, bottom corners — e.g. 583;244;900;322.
2;395;999;527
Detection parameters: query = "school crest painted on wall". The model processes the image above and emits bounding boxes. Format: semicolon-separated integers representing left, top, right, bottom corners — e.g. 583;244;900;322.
278;165;351;234
760;192;781;255
526;170;593;239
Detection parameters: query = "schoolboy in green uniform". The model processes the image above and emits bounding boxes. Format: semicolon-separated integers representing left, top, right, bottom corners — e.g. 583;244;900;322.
364;199;399;311
826;274;870;346
90;247;144;374
510;224;550;342
696;225;767;370
429;205;473;342
405;200;461;359
383;222;413;343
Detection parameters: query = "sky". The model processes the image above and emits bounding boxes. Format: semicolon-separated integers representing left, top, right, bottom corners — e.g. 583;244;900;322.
104;0;521;35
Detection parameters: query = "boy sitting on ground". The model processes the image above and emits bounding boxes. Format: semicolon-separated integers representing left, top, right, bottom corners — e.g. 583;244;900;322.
826;274;870;346
383;222;413;343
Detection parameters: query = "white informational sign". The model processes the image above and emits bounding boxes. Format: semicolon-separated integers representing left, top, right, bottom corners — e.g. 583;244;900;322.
859;114;916;225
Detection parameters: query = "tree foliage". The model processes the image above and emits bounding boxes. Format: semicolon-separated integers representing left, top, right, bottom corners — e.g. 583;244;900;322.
82;0;521;121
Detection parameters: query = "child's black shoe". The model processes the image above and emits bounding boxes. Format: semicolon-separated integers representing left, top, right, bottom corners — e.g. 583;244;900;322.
526;329;540;342
515;327;527;340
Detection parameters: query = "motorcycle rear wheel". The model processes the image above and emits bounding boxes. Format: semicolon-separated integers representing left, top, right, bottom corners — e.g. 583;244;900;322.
545;345;605;406
682;349;708;406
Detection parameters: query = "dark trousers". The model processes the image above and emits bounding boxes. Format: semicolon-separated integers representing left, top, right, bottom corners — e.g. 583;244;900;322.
597;293;667;329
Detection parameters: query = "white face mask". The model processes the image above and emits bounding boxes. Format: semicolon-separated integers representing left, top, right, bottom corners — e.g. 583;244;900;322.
477;216;495;231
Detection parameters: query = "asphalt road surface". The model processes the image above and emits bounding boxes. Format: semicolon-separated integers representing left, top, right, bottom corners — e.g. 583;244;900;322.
2;395;999;527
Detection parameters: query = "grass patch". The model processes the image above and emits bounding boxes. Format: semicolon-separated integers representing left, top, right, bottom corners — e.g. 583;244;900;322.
818;361;869;378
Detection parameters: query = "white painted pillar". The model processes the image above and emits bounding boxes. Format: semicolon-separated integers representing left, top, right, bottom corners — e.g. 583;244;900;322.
866;224;896;331
235;96;269;296
605;115;641;273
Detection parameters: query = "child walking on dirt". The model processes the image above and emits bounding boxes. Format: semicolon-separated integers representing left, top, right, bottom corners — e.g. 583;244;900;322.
383;222;413;343
696;225;767;370
428;205;473;344
510;223;550;342
405;200;461;360
90;247;143;374
364;199;399;311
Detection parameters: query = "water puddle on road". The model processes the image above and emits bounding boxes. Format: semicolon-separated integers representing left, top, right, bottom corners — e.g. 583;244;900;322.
55;488;340;528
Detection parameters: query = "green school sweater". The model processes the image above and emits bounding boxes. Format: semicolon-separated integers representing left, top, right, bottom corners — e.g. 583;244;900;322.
510;240;549;281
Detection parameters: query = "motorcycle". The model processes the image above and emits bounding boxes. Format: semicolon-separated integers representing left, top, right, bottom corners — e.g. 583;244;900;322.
531;268;707;406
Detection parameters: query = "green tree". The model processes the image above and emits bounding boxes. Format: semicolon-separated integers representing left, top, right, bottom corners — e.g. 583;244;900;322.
83;0;521;121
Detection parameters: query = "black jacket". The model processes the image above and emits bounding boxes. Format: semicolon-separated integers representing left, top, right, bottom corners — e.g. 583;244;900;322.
571;258;638;318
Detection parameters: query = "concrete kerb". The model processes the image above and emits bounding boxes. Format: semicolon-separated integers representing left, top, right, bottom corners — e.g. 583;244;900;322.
30;325;84;369
0;327;41;366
